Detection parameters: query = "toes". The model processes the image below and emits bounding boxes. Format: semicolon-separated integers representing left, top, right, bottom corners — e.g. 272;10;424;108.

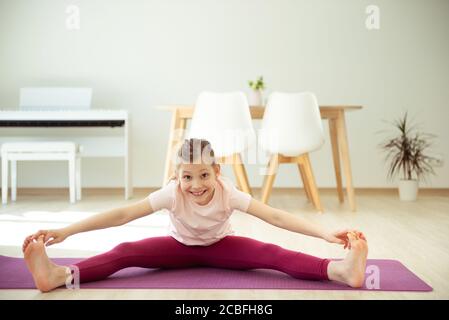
23;235;45;253
22;238;31;252
359;233;367;242
36;235;45;244
347;232;357;241
23;236;32;245
346;232;360;250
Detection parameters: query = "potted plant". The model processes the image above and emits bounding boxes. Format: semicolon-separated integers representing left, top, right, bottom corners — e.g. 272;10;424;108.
247;76;265;106
379;112;438;201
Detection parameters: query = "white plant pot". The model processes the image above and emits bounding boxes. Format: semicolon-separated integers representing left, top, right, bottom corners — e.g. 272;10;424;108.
248;90;263;106
398;179;418;201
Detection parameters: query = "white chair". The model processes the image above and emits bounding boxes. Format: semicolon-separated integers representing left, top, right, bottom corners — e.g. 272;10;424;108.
1;142;82;204
187;91;256;195
259;92;325;212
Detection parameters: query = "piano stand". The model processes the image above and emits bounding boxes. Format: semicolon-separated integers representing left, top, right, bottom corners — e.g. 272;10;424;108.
0;110;132;200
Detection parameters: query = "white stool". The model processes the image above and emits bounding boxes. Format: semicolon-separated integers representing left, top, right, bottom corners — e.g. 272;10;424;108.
1;142;81;204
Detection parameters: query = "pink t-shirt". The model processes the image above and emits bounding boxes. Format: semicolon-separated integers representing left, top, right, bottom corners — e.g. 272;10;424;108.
147;175;252;246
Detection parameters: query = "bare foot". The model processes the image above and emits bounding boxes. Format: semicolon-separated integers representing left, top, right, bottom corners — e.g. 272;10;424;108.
23;235;69;292
327;232;368;288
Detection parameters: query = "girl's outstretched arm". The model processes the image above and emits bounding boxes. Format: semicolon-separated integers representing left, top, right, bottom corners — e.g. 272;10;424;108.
63;198;155;236
245;198;329;240
245;198;366;247
30;198;155;242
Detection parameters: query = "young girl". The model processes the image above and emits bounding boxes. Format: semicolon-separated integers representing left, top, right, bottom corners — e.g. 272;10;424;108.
22;138;368;292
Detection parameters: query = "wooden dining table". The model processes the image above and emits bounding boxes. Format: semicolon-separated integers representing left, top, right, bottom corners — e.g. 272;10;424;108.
157;105;362;211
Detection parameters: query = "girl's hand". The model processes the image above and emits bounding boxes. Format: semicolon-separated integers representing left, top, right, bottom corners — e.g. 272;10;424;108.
26;228;70;247
323;229;366;249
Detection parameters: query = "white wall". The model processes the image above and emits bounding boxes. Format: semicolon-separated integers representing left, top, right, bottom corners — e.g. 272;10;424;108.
0;0;448;189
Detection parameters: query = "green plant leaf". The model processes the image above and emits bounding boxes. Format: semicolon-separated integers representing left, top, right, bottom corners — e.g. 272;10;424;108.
378;111;438;182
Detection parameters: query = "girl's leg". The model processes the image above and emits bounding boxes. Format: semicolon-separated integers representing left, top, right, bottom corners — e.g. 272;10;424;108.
24;235;201;292
192;235;330;281
71;236;201;283
193;235;368;287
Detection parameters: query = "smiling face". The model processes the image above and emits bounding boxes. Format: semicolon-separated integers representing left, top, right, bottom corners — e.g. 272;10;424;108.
176;163;221;205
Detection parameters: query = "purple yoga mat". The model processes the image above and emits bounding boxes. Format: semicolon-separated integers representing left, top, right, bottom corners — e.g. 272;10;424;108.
0;255;432;291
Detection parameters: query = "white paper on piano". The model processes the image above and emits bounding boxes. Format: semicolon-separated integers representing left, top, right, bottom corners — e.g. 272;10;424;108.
20;87;92;111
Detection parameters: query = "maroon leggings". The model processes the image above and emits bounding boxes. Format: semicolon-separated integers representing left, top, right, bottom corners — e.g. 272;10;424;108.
70;235;330;284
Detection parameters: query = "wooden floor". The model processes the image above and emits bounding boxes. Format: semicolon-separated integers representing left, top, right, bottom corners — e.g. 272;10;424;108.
0;187;448;300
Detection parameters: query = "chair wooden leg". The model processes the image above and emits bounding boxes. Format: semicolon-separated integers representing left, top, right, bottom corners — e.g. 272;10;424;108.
220;155;243;193
231;154;252;196
219;155;241;190
297;163;311;202
299;154;323;213
261;154;279;204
